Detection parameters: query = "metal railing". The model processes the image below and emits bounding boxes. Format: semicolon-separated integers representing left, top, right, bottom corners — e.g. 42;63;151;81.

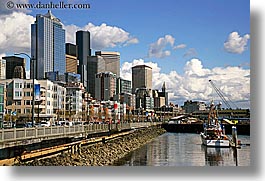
0;122;161;147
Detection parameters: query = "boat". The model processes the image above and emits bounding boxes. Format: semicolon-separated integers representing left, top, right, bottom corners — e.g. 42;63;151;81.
200;124;230;147
200;102;230;147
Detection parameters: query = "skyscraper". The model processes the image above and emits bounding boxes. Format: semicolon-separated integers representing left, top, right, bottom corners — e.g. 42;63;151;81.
3;56;26;79
116;77;131;95
31;10;66;80
87;56;105;97
65;43;78;74
95;51;120;77
76;31;91;89
132;65;152;93
158;82;168;106
95;72;117;101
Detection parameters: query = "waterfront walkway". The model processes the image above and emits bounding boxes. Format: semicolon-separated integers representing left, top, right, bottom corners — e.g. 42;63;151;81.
0;122;161;149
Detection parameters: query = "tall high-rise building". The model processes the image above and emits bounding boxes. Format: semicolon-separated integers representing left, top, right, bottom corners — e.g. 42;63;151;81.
95;72;117;101
31;10;66;80
87;56;105;97
158;82;168;106
66;43;78;57
3;56;26;79
132;65;152;93
95;51;120;77
0;59;6;80
116;77;131;95
76;31;91;89
65;43;78;74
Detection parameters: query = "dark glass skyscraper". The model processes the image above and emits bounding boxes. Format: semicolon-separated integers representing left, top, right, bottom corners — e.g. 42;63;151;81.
31;10;66;80
87;56;105;97
76;31;91;89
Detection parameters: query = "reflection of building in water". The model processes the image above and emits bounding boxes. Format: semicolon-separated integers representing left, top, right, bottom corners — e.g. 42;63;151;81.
146;135;168;166
203;147;231;166
127;146;148;166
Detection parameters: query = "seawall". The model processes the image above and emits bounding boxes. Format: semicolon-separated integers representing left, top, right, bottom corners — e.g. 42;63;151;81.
14;126;166;166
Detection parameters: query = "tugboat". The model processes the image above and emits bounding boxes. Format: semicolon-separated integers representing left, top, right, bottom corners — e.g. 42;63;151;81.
200;101;230;147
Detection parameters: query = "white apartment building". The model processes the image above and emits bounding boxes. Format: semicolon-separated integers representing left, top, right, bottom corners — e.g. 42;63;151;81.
0;78;66;123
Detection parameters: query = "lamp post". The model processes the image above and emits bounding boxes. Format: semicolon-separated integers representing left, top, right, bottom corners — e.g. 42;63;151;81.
14;53;35;126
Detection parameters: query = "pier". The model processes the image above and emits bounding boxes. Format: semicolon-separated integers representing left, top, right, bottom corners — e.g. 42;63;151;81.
162;123;250;135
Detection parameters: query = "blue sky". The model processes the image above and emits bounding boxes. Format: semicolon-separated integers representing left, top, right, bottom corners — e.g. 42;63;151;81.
0;0;250;107
25;0;250;74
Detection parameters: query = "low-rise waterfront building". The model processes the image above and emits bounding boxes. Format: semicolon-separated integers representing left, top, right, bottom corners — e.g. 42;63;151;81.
0;83;4;128
183;100;206;113
0;78;66;124
0;59;6;80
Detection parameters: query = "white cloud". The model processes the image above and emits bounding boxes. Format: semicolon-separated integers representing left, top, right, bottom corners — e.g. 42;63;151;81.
0;0;31;16
64;23;139;50
0;12;34;55
0;11;138;65
224;32;250;54
183;48;197;58
173;44;187;50
148;35;175;58
120;58;250;108
0;54;6;59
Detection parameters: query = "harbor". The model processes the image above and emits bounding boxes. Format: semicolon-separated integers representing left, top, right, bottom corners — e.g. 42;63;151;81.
113;132;250;166
0;0;251;169
0;121;250;166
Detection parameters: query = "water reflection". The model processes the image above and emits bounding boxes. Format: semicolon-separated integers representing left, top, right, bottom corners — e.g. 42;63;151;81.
113;133;250;166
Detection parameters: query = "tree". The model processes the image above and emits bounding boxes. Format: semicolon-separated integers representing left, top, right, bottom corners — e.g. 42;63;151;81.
89;105;95;122
104;107;110;123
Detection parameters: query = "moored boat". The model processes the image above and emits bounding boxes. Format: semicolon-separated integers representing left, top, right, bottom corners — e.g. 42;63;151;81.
200;101;230;147
200;124;230;147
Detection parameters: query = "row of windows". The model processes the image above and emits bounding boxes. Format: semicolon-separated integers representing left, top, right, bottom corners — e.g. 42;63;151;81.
9;82;65;92
5;108;53;115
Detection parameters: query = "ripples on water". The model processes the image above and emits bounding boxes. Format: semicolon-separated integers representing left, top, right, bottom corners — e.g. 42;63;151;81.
113;132;250;166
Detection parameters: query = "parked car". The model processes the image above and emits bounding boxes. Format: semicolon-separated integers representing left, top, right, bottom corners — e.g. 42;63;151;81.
40;121;50;127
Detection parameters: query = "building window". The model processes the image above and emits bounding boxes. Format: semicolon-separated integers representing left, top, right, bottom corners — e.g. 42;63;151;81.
0;86;4;94
24;100;31;105
15;91;22;97
24;92;31;97
15;83;19;88
25;83;31;88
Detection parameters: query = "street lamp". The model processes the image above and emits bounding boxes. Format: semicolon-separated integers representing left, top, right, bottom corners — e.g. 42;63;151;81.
14;53;35;126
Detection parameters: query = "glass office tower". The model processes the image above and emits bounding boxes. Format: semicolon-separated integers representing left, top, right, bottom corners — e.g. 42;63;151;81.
31;10;65;80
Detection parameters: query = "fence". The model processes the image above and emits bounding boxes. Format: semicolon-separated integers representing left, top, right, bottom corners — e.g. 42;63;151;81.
0;122;161;148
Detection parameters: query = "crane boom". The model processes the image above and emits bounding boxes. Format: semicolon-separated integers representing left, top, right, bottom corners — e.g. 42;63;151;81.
209;80;238;109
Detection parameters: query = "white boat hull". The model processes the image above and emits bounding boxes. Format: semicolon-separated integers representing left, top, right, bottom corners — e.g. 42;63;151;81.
200;133;230;147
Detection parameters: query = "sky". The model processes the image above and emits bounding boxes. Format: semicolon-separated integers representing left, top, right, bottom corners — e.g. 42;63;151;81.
0;0;250;108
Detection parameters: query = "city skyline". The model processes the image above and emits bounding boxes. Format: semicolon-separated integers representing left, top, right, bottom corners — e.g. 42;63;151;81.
0;0;250;108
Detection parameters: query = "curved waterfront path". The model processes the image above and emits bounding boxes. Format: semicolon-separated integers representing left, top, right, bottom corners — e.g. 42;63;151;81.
14;127;166;166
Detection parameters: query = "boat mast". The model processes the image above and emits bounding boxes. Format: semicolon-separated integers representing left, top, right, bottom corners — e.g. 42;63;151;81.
207;101;221;126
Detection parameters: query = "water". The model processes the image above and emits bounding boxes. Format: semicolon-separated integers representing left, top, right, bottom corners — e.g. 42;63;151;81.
113;132;250;166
